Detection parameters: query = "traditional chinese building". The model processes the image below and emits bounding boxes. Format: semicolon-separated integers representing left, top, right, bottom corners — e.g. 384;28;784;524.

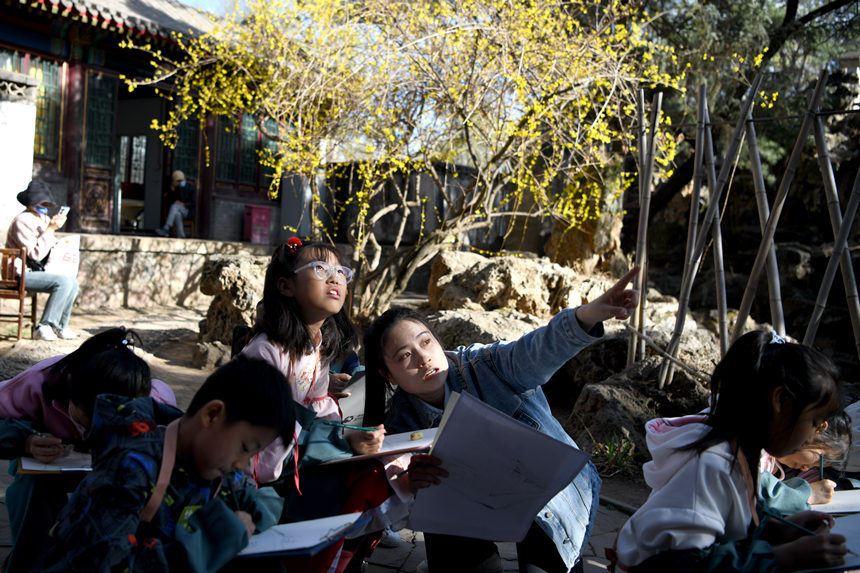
0;0;289;243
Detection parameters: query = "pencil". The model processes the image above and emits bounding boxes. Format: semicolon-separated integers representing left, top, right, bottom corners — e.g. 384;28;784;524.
323;421;378;432
393;466;414;479
819;454;824;481
227;477;240;510
763;509;819;536
10;419;45;438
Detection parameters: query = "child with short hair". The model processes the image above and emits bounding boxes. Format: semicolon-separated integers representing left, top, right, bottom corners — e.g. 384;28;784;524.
44;355;296;572
613;331;848;572
0;327;174;573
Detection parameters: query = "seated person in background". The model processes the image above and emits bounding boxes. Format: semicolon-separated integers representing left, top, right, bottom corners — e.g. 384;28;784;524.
156;170;196;238
45;356;296;573
6;180;78;341
0;327;173;573
760;410;852;513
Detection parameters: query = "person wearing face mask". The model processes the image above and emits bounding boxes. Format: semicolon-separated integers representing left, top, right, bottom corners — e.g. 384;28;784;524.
155;170;196;238
6;181;79;341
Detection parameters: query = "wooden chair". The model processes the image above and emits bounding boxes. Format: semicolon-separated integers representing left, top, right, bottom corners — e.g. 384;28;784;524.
0;247;38;341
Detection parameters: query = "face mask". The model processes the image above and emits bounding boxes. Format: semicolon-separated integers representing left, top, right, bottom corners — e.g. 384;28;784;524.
34;206;49;216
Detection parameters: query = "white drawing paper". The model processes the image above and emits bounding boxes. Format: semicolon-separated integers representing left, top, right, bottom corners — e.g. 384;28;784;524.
323;428;437;465
409;391;590;541
19;451;92;473
811;489;860;514
238;512;364;557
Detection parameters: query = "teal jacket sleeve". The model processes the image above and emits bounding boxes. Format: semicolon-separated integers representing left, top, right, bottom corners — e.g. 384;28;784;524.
629;538;778;573
758;472;811;515
173;499;251;573
0;418;32;459
220;472;279;532
174;474;279;572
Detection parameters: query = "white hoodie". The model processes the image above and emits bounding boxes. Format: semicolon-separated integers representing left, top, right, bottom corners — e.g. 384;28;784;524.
615;414;757;568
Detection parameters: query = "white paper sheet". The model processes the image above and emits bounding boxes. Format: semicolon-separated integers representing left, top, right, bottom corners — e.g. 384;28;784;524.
19;451;92;473
237;512;365;556
323;428;437;465
408;391;590;542
812;489;860;514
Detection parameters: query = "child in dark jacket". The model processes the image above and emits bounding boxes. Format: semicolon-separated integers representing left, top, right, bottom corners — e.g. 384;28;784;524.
45;356;296;573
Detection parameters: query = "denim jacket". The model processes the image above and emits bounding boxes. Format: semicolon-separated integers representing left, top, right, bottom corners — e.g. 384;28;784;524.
385;308;602;571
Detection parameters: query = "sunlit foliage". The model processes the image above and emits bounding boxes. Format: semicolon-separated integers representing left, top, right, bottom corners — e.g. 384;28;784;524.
125;0;682;318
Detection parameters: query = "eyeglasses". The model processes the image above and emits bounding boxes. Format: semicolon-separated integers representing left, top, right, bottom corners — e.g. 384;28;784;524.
294;260;354;284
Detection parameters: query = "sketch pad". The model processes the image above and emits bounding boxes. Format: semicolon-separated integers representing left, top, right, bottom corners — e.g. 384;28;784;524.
238;512;369;557
797;513;860;572
322;428;437;465
18;451;92;473
811;489;860;514
409;391;590;541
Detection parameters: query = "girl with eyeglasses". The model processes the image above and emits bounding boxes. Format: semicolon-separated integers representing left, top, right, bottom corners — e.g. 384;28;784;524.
241;238;392;573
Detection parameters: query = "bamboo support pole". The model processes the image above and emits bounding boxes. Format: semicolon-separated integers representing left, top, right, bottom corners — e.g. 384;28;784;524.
628;91;648;366
803;166;860;346
745;108;786;335
703;106;729;355
731;69;829;343
658;74;762;387
812;117;860;361
628;91;662;366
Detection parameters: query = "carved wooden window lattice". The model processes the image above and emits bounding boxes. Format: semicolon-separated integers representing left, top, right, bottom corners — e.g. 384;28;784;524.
85;71;116;168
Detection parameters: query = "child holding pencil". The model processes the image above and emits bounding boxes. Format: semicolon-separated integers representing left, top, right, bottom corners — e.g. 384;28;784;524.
0;327;175;573
612;331;848;572
44;356;295;572
760;409;852;514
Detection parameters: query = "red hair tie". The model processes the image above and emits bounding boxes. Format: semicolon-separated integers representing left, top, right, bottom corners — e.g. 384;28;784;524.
286;237;302;254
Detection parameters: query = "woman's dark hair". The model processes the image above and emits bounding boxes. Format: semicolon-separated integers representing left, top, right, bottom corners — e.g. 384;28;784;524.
693;330;840;487
362;307;442;426
44;327;152;418
257;240;357;363
187;355;296;447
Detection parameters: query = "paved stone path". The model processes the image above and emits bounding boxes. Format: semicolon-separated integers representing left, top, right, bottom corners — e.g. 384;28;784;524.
0;306;635;572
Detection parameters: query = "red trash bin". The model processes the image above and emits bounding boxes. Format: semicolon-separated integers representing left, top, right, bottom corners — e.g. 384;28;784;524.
244;205;271;244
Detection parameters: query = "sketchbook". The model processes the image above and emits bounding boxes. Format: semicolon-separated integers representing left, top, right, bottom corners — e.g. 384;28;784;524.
798;513;860;572
322;428;437;465
237;512;369;557
811;489;860;514
408;391;591;542
18;451;92;473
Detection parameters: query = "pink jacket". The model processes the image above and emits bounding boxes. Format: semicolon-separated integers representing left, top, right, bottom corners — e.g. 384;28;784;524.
0;355;177;441
5;210;57;271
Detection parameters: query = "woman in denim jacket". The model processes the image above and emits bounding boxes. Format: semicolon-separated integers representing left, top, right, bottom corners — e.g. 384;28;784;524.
363;268;639;573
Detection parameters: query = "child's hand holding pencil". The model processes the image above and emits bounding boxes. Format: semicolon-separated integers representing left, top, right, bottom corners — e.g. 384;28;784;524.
13;419;64;463
768;509;851;571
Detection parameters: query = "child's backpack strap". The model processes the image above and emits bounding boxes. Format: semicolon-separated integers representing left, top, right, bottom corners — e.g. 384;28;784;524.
140;419;180;523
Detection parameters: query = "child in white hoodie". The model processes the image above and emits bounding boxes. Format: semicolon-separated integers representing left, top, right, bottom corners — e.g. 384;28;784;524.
612;330;848;572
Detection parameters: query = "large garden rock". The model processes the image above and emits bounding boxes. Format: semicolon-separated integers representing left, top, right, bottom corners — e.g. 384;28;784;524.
428;309;547;348
565;356;711;454
198;256;266;344
428;250;615;317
